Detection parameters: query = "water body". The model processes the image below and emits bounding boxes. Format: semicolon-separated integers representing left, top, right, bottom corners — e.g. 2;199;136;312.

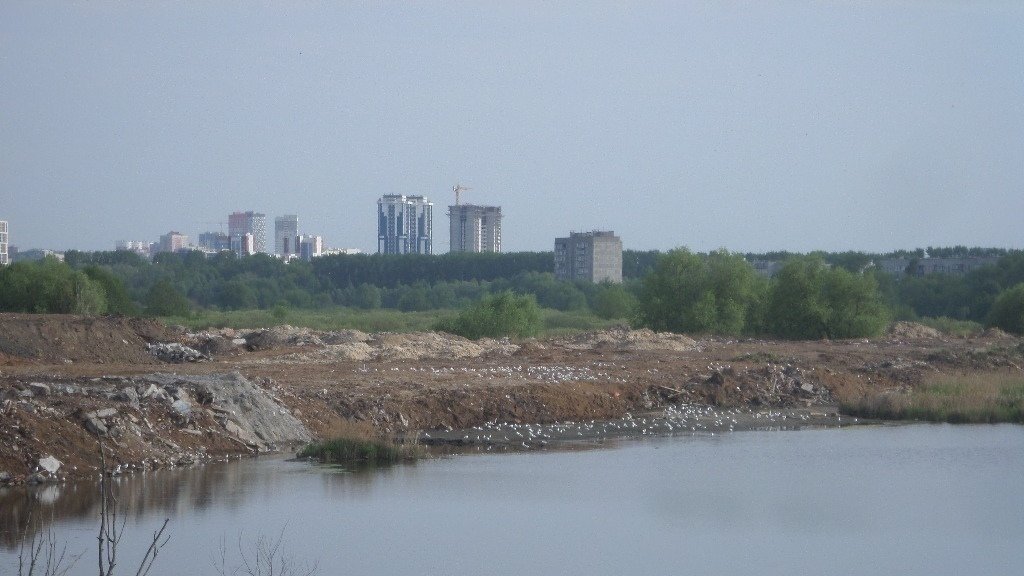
2;424;1023;576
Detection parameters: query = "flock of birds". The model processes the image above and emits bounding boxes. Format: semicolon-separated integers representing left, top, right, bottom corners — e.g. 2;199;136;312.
361;363;631;384
422;405;846;451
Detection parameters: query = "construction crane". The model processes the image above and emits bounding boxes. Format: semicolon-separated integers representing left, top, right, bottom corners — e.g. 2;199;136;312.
453;184;472;206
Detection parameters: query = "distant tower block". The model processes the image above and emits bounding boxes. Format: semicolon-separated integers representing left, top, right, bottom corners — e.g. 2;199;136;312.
554;231;622;283
228;211;268;255
449;205;502;253
377;195;433;254
275;215;299;257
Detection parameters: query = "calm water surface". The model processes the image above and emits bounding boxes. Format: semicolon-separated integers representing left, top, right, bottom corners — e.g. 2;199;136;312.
2;424;1023;576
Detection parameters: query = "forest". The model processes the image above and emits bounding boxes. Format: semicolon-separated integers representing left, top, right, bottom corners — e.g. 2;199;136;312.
1;247;1022;338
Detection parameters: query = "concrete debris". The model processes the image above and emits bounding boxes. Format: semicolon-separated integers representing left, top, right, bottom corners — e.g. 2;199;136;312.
28;382;51;396
84;416;108;436
38;455;61;474
117;386;140;408
142;383;170;401
93;407;118;419
171;399;192;416
147;342;209;363
141;372;311;450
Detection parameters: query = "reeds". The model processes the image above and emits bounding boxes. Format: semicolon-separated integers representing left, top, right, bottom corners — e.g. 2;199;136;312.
843;371;1024;423
297;420;423;467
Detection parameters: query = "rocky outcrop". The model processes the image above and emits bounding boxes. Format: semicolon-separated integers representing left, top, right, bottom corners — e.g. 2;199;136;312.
139;372;311;448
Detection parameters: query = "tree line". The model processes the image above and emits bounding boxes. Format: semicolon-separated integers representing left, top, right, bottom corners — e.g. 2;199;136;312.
2;247;1023;337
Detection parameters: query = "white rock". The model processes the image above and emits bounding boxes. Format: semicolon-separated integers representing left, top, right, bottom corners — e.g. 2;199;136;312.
38;455;61;474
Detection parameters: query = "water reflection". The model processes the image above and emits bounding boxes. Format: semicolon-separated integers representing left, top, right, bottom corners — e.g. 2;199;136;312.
2;426;1023;576
0;454;426;550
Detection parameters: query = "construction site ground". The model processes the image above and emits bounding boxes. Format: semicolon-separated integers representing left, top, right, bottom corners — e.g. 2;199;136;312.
2;313;1022;484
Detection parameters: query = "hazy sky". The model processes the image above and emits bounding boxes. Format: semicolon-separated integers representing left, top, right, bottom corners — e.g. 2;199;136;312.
2;2;1022;254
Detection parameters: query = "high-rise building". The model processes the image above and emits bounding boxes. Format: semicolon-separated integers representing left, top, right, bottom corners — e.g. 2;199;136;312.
197;232;231;252
156;231;189;254
227;211;267;255
449;205;502;253
377;195;432;254
0;220;9;266
554;231;623;283
298;235;324;262
115;240;150;255
230;233;256;256
275;215;299;257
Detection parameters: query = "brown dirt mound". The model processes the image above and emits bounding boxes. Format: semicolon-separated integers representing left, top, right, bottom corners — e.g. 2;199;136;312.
0;314;176;365
556;328;698;352
980;327;1015;339
887;321;944;340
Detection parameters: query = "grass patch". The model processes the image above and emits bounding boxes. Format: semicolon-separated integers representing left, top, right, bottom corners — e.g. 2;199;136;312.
165;306;619;337
297;419;423;467
298;437;422;466
842;372;1024;423
917;316;984;338
541;309;620;336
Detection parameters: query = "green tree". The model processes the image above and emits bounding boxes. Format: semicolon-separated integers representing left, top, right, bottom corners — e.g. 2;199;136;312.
987;283;1024;335
635;249;764;335
396;284;430;311
352;283;382;309
145;279;192;317
217;280;258;310
83;265;137;315
592;282;637;320
435;292;542;339
0;257;107;315
70;271;108;315
766;257;889;339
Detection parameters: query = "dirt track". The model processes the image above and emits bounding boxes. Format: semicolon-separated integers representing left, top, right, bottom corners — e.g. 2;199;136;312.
1;314;1022;483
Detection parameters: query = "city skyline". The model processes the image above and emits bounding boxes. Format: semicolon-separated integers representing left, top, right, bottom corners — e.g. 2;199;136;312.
2;4;1023;254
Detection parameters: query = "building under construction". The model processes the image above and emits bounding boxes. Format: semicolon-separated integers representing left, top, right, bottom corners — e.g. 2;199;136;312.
0;220;8;265
449;205;502;253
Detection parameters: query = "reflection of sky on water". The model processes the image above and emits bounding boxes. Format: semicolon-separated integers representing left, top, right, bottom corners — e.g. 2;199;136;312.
2;425;1023;576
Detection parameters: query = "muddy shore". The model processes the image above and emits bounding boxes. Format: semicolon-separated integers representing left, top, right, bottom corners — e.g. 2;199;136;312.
1;314;1021;484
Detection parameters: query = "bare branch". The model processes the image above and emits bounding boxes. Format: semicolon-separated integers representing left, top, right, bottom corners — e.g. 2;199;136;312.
133;518;170;576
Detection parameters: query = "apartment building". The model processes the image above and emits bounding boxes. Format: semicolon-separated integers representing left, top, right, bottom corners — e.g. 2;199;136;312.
377;195;433;254
554;231;622;283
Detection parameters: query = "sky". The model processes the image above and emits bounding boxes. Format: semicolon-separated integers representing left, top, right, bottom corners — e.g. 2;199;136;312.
1;1;1022;255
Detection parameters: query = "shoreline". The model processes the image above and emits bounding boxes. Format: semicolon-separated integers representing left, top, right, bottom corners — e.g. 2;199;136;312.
417;405;870;452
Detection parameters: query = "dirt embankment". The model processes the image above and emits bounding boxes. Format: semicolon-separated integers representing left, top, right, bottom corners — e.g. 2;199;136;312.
1;314;1022;484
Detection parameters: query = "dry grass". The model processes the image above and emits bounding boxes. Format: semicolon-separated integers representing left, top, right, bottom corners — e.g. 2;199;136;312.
843;371;1024;423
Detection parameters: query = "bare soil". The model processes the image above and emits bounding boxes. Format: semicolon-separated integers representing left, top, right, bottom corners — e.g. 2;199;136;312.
2;313;1022;484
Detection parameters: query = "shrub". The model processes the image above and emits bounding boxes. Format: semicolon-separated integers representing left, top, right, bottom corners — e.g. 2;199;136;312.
592;282;637;320
435;292;542;340
298;437;415;465
765;257;889;339
145;279;192;317
987;283;1024;335
635;249;765;335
